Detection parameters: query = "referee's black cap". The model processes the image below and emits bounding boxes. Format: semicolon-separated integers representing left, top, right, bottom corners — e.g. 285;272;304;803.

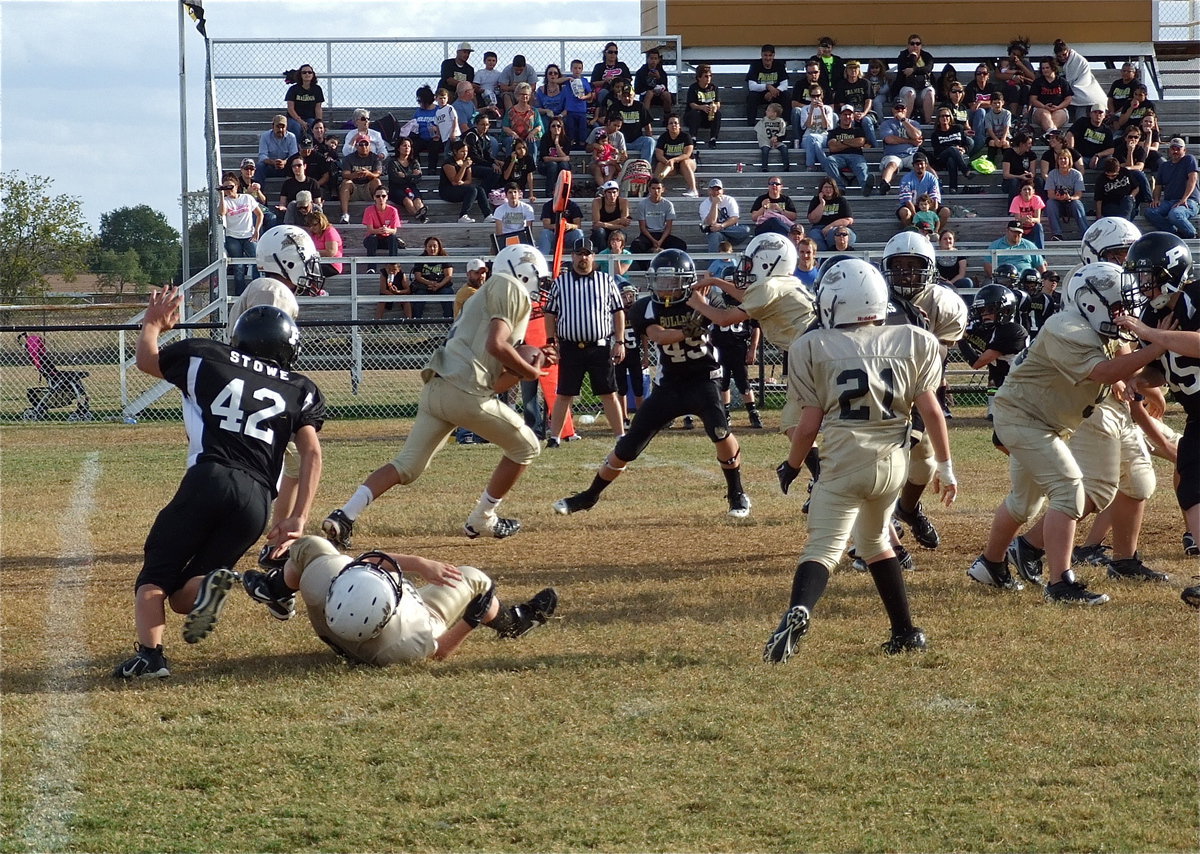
573;238;596;254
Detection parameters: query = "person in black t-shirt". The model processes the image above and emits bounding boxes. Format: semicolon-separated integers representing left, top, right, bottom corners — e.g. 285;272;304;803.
112;293;325;679
1065;108;1115;172
1093;157;1139;220
745;44;791;127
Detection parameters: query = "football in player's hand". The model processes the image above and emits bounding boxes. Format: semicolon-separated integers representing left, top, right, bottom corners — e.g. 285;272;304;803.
517;343;546;369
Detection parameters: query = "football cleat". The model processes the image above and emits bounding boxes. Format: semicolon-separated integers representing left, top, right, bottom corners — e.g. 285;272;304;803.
1106;554;1169;582
848;549;869;572
1071;543;1111;567
748;408;764;429
321;509;355;550
1184;532;1199;557
112;643;170;679
1044;571;1109;606
1181;584;1200;609
967;554;1024;591
893;503;939;549
881;627;927;655
727;492;752;519
257;543;290;572
895;544;915;572
182;567;237;644
1008;536;1046;586
763;605;810;664
241;569;297;620
682;416;696;430
494;588;558;638
464;510;522;539
553;492;598;515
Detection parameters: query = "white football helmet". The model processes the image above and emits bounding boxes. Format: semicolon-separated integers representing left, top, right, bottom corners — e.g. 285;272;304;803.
493;243;552;298
881;231;938;300
817;258;889;328
1066;261;1128;340
733;233;797;290
325;552;404;643
1080;217;1141;266
256;225;325;296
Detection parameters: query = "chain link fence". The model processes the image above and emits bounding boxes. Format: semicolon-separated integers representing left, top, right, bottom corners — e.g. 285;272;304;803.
1155;0;1200;40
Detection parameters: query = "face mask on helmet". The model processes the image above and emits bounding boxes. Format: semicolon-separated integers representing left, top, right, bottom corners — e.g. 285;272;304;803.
648;249;697;305
1018;269;1042;295
1121;231;1192;313
1068;261;1130;340
1080;216;1141;267
231;305;302;370
324;552;404;643
493;243;553;298
256;225;326;296
733;234;797;290
971;284;1018;325
816;258;889;328
991;263;1020;289
881;231;937;300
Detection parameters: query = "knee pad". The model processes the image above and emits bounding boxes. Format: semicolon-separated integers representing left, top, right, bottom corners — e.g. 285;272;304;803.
1046;478;1087;520
462;583;496;628
1120;455;1156;501
705;423;731;443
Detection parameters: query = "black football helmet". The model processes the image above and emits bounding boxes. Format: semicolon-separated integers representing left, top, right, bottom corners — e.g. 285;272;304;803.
1122;231;1192;313
1017;268;1042;296
992;263;1020;289
970;284;1018;324
231;305;301;369
647;248;697;305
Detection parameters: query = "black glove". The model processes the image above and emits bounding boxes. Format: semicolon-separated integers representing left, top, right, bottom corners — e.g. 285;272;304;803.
776;460;801;495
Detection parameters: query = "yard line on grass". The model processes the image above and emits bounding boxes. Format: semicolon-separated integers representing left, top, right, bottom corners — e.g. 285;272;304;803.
20;451;100;854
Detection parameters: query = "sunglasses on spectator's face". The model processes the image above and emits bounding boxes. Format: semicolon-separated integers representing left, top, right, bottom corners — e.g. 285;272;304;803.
356;141;371;146
909;40;922;46
242;165;254;170
374;193;388;198
221;185;234;191
769;181;782;186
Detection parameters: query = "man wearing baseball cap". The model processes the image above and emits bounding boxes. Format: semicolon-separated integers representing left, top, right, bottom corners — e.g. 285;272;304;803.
823;103;872;195
454;258;489;317
699;178;750;251
441;42;475;95
1146;137;1199;238
876;98;923;194
984;220;1046;280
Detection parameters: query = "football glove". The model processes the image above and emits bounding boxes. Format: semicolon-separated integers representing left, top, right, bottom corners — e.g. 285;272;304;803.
776;460;801;495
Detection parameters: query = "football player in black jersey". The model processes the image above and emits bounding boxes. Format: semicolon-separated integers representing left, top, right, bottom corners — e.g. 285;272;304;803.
1116;232;1200;605
113;291;326;679
553;249;752;518
958;284;1029;417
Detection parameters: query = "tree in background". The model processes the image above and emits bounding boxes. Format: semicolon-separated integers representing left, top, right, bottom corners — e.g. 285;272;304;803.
94;248;147;295
97;204;181;285
0;172;92;302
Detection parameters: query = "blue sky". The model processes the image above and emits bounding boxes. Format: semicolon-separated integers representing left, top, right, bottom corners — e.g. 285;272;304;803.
1;0;639;234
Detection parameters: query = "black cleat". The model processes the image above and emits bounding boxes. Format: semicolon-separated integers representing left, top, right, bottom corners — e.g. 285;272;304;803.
1106;554;1169;582
763;605;810;664
727;492;752;519
967;554;1024;591
1071;543;1111;567
321;509;354;550
1182;584;1200;609
1044;571;1109;606
1008;536;1045;586
112;643;170;679
242;569;296;620
894;502;939;549
257;543;289;571
496;588;558;638
553;492;598;515
182;567;237;644
881;627;927;654
748;408;764;429
1184;532;1199;557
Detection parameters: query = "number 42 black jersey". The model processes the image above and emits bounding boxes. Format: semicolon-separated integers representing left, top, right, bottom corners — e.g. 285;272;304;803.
159;338;326;493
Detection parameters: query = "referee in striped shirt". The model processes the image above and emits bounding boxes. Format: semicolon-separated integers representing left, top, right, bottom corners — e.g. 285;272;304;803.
544;238;626;446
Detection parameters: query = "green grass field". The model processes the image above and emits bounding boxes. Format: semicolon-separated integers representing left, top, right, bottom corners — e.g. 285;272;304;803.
1;413;1197;853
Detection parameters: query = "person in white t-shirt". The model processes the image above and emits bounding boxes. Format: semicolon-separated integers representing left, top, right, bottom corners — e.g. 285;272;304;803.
218;171;264;295
491;182;536;239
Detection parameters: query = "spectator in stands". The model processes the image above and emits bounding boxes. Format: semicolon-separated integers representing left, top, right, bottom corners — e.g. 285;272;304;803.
655;114;699;196
410;88;442;171
591;42;633;115
1146;138;1199;239
876;99;923;195
596;230;634;285
1139;111;1163;172
338;136;383;224
539;118;573;196
829;225;854;254
591;181;634;248
304;211;342;279
433;87;460;159
440;42;475;95
1093;157;1139;221
279;157;322;212
996;37;1036;113
1114;83;1154;131
896;152;950;232
410;236;454;320
1044;148;1088;240
282;189;316;226
341;109;387;158
792;86;834;171
462;113;504;191
895;33;935;121
634;49;673;125
822;104;872;196
1052;40;1107;112
806;177;856;250
362;187;404;270
983;220;1046;279
1001;131;1038;200
935;65;961;106
451;81;479;136
699;178;751;252
793;61;825;110
234;159;276;229
1008;179;1046;247
1065;107;1115;172
833;60;878;147
294;137;332;200
308;125;341;196
1106;63;1140;125
607;80;655;163
589;126;623;185
439;137;491;223
1038;129;1071;187
931;107;973;192
684;65;722;149
630;179;687;264
751;176;799;237
537;187;584;255
791;232;819;292
1028;60;1074;135
810;36;845;94
377;263;411;321
499;55;539;112
453;258;488;317
964;64;998;142
501;138;538;201
563;59;594;149
475;51;503;114
864;58;893;123
1111;124;1153;204
218;171;263;295
937;81;973;139
502;83;545;161
936;229;973;291
284;65;324;140
384;136;430;224
258;115;298;181
536;64;568;128
745;44;790;127
982;91;1013;169
492;182;536;240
